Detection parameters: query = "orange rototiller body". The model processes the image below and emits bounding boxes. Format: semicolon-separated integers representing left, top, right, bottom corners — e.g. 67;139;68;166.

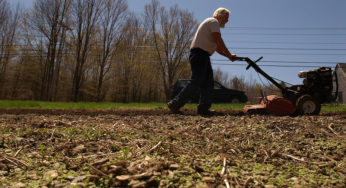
235;57;337;115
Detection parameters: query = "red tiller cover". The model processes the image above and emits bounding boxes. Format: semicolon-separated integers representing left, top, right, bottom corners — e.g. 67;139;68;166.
244;95;296;115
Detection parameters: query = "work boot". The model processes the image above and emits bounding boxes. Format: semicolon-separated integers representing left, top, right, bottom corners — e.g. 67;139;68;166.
167;100;183;115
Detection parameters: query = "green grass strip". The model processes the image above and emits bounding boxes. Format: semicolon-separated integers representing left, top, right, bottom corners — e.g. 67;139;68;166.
0;100;344;112
0;100;246;110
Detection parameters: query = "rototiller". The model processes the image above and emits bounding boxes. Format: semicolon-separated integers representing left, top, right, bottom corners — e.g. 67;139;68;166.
235;56;337;115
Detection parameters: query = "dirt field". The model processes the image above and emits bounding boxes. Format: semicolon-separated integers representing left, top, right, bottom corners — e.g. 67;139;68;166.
0;109;345;187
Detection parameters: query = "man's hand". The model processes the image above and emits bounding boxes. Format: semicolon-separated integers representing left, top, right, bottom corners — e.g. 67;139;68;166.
228;54;237;62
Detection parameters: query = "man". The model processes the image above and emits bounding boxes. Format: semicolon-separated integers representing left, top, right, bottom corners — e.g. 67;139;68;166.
168;7;236;116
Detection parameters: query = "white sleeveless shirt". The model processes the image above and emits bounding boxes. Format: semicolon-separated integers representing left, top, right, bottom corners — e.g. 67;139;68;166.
190;17;220;55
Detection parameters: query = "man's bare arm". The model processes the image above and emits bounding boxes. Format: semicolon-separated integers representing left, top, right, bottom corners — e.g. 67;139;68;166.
212;32;236;61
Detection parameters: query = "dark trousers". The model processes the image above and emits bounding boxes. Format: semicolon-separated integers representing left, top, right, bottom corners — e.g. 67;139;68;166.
173;48;214;112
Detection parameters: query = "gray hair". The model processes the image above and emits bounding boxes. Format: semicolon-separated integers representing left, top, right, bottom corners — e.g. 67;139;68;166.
213;7;230;18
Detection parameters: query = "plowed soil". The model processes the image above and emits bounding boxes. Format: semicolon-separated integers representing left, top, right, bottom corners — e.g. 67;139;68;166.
0;109;345;187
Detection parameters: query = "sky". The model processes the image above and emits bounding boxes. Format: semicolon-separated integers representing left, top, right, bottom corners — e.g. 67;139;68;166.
9;0;346;86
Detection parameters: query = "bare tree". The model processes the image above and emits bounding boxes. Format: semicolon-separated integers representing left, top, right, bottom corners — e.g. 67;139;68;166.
214;67;229;86
0;0;7;26
28;0;71;101
230;76;247;91
144;0;197;100
116;14;160;102
0;0;20;98
94;0;127;101
70;0;103;101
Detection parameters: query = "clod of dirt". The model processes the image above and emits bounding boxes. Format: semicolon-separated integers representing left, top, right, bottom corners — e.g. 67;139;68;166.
72;145;86;154
44;170;58;179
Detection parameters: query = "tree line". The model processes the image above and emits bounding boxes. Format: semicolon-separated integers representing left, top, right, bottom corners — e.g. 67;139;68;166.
0;0;278;103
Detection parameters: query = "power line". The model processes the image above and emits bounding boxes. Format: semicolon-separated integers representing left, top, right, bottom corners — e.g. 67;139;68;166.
230;47;346;51
211;63;334;68
4;53;342;68
225;52;346;56
4;45;346;51
3;39;346;46
222;33;346;36
211;59;342;64
225;26;346;30
226;40;346;45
